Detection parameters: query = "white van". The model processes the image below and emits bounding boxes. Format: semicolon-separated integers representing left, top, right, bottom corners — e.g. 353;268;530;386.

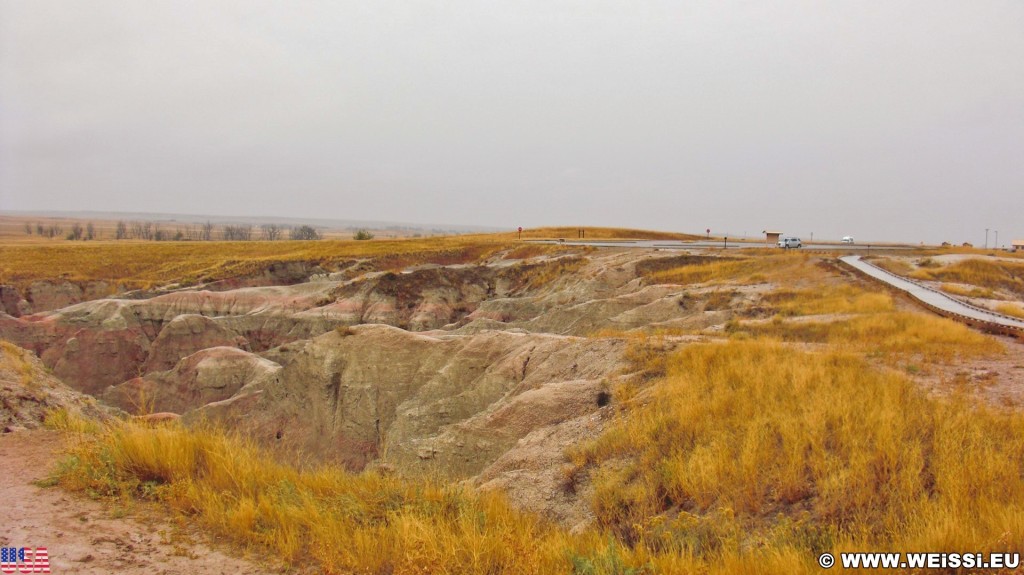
841;236;854;244
778;236;802;249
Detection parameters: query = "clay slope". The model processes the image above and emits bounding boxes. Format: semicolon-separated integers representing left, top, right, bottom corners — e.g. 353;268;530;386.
0;282;345;394
0;342;116;431
102;346;281;415
181;325;626;473
0;280;116;317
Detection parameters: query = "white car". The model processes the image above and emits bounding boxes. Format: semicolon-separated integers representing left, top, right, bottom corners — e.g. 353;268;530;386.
841;236;854;244
778;237;802;249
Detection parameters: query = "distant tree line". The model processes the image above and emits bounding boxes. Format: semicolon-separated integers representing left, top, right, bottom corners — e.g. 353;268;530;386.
25;221;323;241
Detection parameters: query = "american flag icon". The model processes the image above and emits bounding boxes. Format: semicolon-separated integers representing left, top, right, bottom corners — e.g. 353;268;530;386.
0;547;50;574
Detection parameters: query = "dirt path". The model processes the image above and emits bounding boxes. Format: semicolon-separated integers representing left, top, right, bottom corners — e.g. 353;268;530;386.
0;430;281;575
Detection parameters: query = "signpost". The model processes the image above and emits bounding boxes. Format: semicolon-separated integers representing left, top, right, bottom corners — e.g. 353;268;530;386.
518;226;522;240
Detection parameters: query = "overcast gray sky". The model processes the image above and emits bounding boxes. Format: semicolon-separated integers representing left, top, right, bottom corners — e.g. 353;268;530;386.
1;1;1022;244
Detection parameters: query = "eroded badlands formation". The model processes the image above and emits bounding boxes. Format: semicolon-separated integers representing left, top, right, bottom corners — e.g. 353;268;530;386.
0;249;750;526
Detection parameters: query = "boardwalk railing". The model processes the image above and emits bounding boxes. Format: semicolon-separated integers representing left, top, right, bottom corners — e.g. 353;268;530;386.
839;256;1024;340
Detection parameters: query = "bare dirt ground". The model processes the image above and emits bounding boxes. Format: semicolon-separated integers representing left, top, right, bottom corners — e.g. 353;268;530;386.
0;430;283;575
916;335;1024;408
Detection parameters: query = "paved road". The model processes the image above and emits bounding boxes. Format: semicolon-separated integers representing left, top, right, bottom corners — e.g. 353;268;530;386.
528;239;913;251
840;255;1024;330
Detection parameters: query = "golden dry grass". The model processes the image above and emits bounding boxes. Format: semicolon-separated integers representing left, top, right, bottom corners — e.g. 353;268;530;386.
0;340;36;387
939;283;1000;299
0;339;22;358
867;257;914;276
53;420;643;575
725;312;1002;364
910;258;1024;296
521;256;590;290
760;284;894;316
0;227;687;291
995;302;1024;319
501;243;578;260
659;255;1006;364
569;341;1024;574
646;252;821;286
0;236;518;290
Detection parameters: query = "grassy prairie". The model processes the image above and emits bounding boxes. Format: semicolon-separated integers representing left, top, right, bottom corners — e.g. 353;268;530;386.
0;226;690;290
725;312;1002;364
645;252;821;286
760;284;894;316
569;341;1024;574
0;236;521;290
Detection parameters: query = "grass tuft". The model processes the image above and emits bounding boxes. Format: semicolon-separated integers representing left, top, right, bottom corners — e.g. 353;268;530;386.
1;340;37;388
940;283;1000;299
994;302;1024;319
